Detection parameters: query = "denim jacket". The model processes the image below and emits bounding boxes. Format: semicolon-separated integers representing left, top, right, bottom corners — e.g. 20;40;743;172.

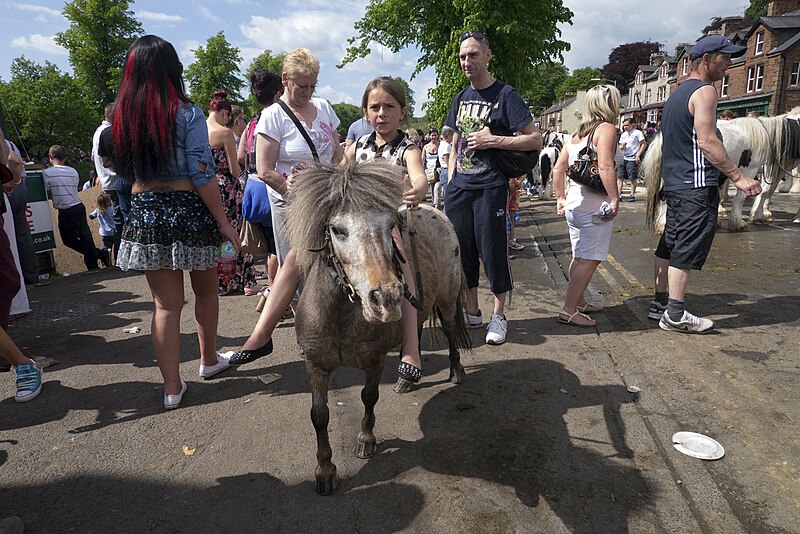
160;102;216;189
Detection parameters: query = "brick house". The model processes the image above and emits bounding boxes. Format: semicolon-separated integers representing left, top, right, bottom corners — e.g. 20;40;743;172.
623;52;680;126
671;0;800;117
539;91;584;132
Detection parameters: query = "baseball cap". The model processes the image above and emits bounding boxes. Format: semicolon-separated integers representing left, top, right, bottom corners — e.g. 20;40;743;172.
690;35;746;60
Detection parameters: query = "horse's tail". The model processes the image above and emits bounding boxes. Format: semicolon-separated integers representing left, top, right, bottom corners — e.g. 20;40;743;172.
446;270;472;352
642;132;664;234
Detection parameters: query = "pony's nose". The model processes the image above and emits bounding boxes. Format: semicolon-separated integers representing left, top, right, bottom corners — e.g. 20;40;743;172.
367;286;402;309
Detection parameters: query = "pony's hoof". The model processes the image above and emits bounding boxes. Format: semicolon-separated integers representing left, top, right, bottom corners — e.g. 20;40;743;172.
355;439;377;459
449;366;466;384
394;377;414;394
315;473;339;496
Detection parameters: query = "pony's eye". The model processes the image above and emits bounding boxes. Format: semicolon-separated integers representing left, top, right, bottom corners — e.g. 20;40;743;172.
330;225;348;239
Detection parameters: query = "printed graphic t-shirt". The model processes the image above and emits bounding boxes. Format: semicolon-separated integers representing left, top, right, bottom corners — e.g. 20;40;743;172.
444;80;532;190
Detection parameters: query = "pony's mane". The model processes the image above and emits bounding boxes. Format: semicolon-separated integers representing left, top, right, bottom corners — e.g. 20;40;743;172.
728;116;774;167
286;162;405;273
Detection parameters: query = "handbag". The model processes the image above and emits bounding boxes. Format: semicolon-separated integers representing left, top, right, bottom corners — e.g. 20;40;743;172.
567;122;607;194
487;145;540;178
242;174;272;224
239;219;268;255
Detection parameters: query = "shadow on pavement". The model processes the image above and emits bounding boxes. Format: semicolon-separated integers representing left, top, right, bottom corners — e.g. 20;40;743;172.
346;359;652;533
1;471;423;532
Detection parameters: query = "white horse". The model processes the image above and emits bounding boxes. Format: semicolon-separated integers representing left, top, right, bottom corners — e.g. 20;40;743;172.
643;110;800;233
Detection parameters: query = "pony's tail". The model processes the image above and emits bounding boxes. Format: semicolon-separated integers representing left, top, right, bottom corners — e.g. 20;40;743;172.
450;271;472;352
642;132;664;234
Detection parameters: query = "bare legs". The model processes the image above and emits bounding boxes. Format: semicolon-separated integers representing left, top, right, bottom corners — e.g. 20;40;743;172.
393;228;420;372
561;257;601;326
0;328;32;366
146;267;220;396
241;249;300;351
465;286;506;317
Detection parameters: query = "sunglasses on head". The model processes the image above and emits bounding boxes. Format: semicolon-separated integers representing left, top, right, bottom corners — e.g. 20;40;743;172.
460;31;486;42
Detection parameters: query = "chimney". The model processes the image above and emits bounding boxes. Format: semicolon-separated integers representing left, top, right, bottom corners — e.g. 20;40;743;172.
768;0;800;17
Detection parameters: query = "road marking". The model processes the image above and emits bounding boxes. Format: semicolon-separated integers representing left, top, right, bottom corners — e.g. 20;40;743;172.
606;254;646;289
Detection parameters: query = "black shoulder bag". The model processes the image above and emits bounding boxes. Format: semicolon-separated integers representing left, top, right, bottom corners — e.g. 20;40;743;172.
567;122;607;195
278;100;320;164
482;91;539;177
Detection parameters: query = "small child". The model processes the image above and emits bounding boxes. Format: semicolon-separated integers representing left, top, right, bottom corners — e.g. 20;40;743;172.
89;192;116;266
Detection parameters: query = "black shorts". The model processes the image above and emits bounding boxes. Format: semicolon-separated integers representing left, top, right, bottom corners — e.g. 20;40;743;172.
654;187;719;270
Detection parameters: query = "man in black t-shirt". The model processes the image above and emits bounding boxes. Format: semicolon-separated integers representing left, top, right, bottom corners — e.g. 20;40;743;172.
445;31;542;346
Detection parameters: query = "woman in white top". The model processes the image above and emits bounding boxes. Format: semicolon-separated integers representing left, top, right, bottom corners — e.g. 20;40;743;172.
551;85;621;327
255;48;343;267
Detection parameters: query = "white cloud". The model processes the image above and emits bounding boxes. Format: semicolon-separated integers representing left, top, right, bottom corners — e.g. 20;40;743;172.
316;84;355;105
10;34;68;56
559;0;747;71
178;40;202;67
15;3;62;17
339;43;406;74
136;10;185;24
240;11;353;53
198;6;224;26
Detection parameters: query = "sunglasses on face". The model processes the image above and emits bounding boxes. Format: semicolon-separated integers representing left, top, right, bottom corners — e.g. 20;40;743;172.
460;31;486;42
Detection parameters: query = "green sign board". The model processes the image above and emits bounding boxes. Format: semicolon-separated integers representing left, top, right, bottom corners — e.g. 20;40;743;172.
23;171;56;253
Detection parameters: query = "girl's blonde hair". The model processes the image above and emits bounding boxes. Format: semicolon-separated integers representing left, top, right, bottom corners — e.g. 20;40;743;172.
575;85;621;138
405;128;420;143
283;48;320;79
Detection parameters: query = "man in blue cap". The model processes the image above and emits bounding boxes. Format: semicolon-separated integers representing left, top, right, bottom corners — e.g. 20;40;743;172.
649;35;763;333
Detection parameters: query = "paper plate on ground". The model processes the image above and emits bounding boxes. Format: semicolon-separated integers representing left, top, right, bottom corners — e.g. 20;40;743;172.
672;432;725;460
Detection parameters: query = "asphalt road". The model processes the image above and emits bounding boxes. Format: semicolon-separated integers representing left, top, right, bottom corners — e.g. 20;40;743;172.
1;187;798;533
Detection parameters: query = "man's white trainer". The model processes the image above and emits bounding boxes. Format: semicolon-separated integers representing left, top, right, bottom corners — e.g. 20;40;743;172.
485;314;507;345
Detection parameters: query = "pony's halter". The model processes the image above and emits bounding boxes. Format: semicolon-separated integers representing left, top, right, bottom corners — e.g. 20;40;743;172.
309;228;421;310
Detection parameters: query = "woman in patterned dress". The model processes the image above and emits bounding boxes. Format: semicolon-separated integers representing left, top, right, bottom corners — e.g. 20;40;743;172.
207;90;259;295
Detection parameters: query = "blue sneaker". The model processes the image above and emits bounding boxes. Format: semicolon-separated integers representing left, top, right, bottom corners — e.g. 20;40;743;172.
14;362;43;403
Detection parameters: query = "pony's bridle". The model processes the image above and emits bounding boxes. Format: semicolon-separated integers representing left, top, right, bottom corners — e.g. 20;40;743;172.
309;228;422;310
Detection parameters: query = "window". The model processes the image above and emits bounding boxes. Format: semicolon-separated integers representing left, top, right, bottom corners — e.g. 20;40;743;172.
682;58;688;75
756;64;764;91
636;72;642;84
646;88;652;104
755;32;765;55
792;62;800;86
661;64;668;77
747;66;756;92
721;75;729;97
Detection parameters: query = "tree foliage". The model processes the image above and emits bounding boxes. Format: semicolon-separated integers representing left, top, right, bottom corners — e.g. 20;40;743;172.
391;76;416;118
0;57;96;156
185;32;245;113
522;62;569;115
241;50;286;117
555;67;603;100
55;0;142;113
341;0;573;126
332;103;362;139
601;41;663;94
744;0;768;20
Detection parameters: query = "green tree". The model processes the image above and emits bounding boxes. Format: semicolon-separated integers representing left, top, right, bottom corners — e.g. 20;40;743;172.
55;0;142;113
555;66;603;100
745;0;768;20
601;41;663;93
391;76;416;118
185;31;245;112
523;62;569;115
340;0;573;126
0;57;96;156
242;50;286;117
332;103;363;139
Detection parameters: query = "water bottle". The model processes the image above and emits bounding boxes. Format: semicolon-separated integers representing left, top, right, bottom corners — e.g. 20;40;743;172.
217;241;237;281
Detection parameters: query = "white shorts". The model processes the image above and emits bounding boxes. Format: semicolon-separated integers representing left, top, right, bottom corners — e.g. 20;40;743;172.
565;208;613;262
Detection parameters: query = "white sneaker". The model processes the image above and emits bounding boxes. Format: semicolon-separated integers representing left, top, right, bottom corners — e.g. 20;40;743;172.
199;352;232;379
658;310;715;334
485;314;507;345
464;309;483;329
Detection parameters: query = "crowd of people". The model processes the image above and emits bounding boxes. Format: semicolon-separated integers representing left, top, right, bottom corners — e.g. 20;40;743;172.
0;33;765;409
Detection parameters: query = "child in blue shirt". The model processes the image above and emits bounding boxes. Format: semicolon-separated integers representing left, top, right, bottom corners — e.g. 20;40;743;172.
89;192;115;266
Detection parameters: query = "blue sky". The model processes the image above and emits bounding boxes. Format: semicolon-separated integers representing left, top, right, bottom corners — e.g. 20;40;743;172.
2;0;748;113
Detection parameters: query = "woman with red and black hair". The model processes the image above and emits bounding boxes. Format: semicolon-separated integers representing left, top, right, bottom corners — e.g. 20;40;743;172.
109;35;240;410
206;90;258;296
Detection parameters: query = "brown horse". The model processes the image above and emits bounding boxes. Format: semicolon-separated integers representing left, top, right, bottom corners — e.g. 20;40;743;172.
286;162;471;495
